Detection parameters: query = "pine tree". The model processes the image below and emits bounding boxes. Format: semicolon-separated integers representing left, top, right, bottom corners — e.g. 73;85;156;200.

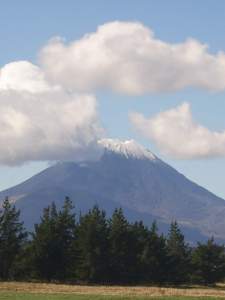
0;197;27;280
30;198;76;281
166;221;191;284
108;208;137;283
30;203;57;280
75;206;109;283
54;196;76;280
130;221;149;283
141;221;168;283
192;238;225;284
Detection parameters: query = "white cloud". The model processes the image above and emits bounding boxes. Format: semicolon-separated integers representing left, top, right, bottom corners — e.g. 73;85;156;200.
1;21;225;164
0;61;53;93
130;103;225;159
40;21;225;95
0;61;104;165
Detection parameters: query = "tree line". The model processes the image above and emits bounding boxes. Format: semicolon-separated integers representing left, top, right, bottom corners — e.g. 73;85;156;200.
1;196;225;285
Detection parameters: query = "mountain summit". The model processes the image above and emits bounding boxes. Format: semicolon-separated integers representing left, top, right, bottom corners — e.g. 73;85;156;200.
1;139;225;242
99;139;157;160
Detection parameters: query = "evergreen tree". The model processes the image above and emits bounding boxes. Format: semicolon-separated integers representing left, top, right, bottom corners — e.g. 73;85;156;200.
0;197;27;279
56;197;76;280
130;221;149;282
192;238;225;284
108;208;137;283
166;221;191;284
30;198;76;281
141;221;168;283
2;195;225;285
12;240;34;280
30;203;58;280
75;206;109;283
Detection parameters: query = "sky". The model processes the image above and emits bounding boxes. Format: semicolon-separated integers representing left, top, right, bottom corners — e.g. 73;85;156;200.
1;0;225;198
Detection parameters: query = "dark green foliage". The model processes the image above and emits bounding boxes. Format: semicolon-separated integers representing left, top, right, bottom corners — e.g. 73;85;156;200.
108;208;138;283
0;197;27;279
130;221;149;282
0;196;225;285
75;206;109;283
140;222;168;283
192;238;225;284
30;197;76;281
56;197;77;280
166;221;192;284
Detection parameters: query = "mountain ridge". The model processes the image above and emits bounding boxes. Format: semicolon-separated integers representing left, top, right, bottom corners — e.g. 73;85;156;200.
1;139;225;243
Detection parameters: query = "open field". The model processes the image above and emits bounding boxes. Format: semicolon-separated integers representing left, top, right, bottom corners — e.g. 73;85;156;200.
0;295;221;300
1;283;225;300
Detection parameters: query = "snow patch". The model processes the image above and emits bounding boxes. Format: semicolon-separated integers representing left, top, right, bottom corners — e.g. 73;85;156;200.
99;138;157;160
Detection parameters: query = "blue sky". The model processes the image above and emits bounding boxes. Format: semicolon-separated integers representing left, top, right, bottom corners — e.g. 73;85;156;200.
1;0;225;199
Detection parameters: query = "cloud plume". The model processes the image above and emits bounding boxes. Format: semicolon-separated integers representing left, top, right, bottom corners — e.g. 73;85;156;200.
0;61;104;165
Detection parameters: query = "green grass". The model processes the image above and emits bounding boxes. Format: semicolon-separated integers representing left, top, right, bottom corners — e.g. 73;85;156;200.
0;294;222;300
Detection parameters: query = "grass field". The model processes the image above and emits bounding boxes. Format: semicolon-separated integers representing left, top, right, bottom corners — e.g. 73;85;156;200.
0;294;221;300
0;282;225;300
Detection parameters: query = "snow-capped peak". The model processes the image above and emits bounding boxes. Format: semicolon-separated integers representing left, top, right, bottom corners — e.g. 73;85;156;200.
98;138;157;160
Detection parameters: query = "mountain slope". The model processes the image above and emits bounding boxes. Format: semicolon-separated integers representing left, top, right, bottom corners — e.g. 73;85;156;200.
1;139;225;242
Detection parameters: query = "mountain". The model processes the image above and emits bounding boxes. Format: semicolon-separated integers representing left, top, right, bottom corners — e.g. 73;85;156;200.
1;139;225;242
